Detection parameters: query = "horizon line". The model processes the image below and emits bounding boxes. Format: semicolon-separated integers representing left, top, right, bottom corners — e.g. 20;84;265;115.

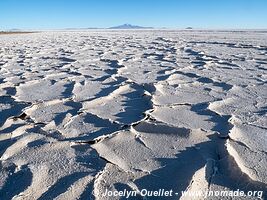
2;27;267;31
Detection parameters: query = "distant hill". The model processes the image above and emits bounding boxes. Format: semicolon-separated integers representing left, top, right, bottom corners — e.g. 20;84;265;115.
109;24;153;29
0;31;34;35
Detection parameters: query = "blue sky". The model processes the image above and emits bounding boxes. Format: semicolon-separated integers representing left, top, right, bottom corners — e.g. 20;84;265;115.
0;0;266;29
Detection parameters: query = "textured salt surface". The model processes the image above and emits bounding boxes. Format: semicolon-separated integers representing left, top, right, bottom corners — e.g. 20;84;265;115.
0;30;266;199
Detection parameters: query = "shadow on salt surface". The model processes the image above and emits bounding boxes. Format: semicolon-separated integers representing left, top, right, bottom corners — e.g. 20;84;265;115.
134;135;267;199
91;77;127;100
0;96;29;127
175;71;233;91
52;101;82;125
93;75;111;82
62;113;121;141
115;94;152;125
189;40;267;52
2;87;16;96
60;81;75;99
190;103;233;137
213;157;267;198
156;73;173;81
134;147;205;199
83;83;153;126
197;77;233;91
72;144;106;199
255;106;267;116
133;122;190;137
156;65;175;81
89;73;128;101
113;83;153;125
0;139;16;158
58;57;76;63
78;182;95;200
16;80;74;102
0;122;24;136
92;59;126;82
36;145;105;200
0;165;33;200
38;172;89;200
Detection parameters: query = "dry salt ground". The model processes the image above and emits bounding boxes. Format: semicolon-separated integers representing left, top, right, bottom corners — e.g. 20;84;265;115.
0;30;267;199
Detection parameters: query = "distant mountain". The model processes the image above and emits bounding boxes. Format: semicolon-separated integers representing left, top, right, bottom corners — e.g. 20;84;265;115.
109;24;153;29
6;29;22;32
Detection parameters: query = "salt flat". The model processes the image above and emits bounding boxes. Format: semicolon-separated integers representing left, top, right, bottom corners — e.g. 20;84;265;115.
0;30;266;199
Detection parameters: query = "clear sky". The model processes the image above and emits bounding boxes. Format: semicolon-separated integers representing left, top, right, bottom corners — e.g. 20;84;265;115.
0;0;266;30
